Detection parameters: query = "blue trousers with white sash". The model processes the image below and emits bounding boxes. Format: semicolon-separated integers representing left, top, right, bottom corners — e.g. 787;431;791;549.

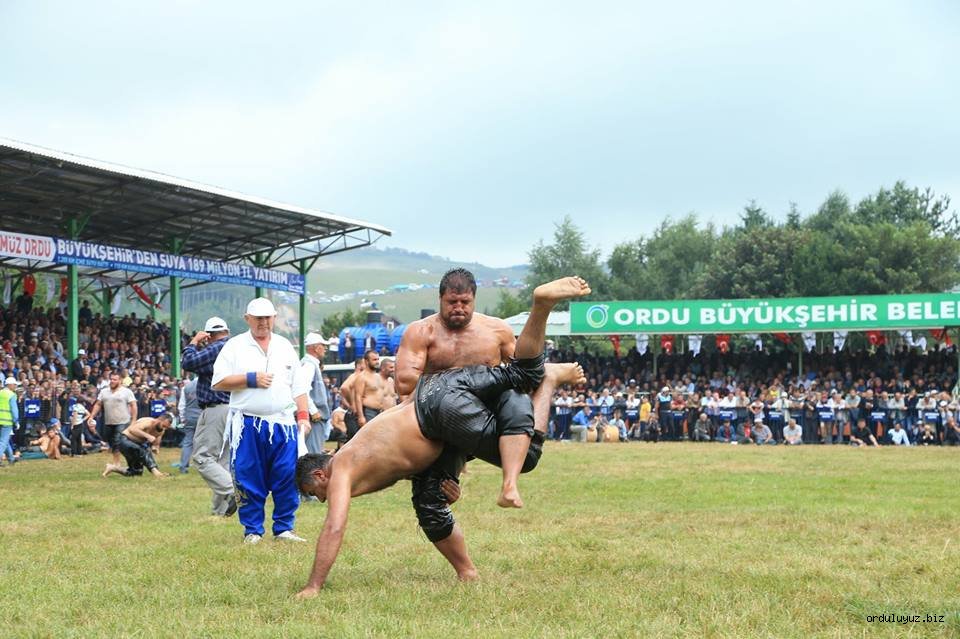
232;414;299;537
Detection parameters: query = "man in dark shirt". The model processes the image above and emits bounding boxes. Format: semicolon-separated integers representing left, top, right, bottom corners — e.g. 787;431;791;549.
850;418;879;447
181;317;236;516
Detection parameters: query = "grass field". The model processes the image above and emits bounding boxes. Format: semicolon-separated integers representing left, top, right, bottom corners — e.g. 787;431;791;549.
3;443;958;638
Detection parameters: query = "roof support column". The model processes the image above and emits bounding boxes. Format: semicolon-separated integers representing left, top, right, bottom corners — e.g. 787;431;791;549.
253;252;266;299
295;256;320;358
101;287;111;317
169;238;183;379
798;341;804;379
65;215;88;376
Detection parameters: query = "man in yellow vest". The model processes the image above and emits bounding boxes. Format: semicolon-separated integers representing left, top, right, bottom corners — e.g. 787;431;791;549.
0;377;21;466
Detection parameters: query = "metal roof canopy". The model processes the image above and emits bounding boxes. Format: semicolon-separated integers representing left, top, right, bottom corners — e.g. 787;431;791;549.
0;137;391;290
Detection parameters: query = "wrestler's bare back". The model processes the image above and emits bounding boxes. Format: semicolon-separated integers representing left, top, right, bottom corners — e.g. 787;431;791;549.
330;401;443;498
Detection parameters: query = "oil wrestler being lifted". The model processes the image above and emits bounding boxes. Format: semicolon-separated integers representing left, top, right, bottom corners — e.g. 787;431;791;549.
294;276;590;597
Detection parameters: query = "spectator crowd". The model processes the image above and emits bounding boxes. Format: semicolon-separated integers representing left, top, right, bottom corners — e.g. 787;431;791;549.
547;342;960;447
2;292;959;467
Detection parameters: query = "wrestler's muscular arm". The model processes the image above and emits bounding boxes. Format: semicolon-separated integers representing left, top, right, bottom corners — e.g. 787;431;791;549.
395;320;430;400
296;468;353;599
353;374;368;427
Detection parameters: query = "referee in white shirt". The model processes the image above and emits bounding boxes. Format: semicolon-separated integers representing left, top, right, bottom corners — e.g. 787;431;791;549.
212;298;312;544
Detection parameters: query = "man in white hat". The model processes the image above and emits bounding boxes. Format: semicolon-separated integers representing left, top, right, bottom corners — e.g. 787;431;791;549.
212;298;312;544
296;332;335;455
181;316;236;516
0;377;20;466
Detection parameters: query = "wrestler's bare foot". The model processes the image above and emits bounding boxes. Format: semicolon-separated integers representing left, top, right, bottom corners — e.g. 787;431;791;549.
544;362;586;387
497;484;524;509
532;276;591;306
457;568;479;582
101;463;120;477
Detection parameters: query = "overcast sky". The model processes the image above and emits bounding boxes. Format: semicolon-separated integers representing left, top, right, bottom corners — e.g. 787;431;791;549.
2;1;958;267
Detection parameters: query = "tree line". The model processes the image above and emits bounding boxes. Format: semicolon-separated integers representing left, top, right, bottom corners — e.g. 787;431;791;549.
503;181;959;314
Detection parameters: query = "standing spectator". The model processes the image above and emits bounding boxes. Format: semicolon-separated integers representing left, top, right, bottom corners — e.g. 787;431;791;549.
782;418;803;445
655;386;672;439
70;348;87;381
177;377;200;474
553;389;573;441
78;300;93;323
181;316;236;517
21;387;42;447
831;391;848;444
212;298;311;544
0;377;20;465
815;392;834;444
87;372;137;468
298;332;335;455
69;398;90;456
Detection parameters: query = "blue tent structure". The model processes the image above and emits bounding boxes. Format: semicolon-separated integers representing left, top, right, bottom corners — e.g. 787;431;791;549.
389;324;407;353
339;323;392;359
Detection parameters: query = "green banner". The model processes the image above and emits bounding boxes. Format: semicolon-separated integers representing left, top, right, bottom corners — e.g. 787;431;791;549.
570;293;960;335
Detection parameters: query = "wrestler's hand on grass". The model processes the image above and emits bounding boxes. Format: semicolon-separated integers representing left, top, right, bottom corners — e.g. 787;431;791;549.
440;479;461;504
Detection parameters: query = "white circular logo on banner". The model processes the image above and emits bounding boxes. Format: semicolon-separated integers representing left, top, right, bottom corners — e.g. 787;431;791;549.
585;304;609;329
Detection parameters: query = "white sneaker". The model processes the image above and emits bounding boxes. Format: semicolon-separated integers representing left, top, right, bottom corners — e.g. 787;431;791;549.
243;534;262;545
275;530;307;542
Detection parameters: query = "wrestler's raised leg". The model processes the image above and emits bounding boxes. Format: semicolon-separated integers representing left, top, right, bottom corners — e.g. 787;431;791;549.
498;277;590;508
533;363;585;435
514;277;591;359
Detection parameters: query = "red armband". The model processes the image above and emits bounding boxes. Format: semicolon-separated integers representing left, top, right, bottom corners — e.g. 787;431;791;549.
296;410;310;422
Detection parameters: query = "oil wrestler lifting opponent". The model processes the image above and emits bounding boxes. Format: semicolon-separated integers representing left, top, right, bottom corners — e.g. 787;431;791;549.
294;276;590;598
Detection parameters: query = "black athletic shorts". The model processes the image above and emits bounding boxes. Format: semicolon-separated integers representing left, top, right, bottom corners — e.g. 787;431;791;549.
103;422;128;452
414;354;544;457
117;434;158;476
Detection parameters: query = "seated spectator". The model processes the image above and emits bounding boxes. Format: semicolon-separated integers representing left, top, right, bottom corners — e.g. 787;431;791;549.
609;408;628;442
643;416;661;443
943;417;960;446
715;419;736;443
28;420;62;459
887;422;911;446
850;418;879;447
918;423;938;446
752;417;776;445
691;413;711;442
569;404;593;443
782;418;803;445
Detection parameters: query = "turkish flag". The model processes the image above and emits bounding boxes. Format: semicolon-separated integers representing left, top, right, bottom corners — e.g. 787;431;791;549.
661;335;675;354
59;277;68;302
716;334;730;353
867;330;886;346
931;328;952;346
773;332;792;345
131;282;162;309
609;335;621;358
22;274;36;296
